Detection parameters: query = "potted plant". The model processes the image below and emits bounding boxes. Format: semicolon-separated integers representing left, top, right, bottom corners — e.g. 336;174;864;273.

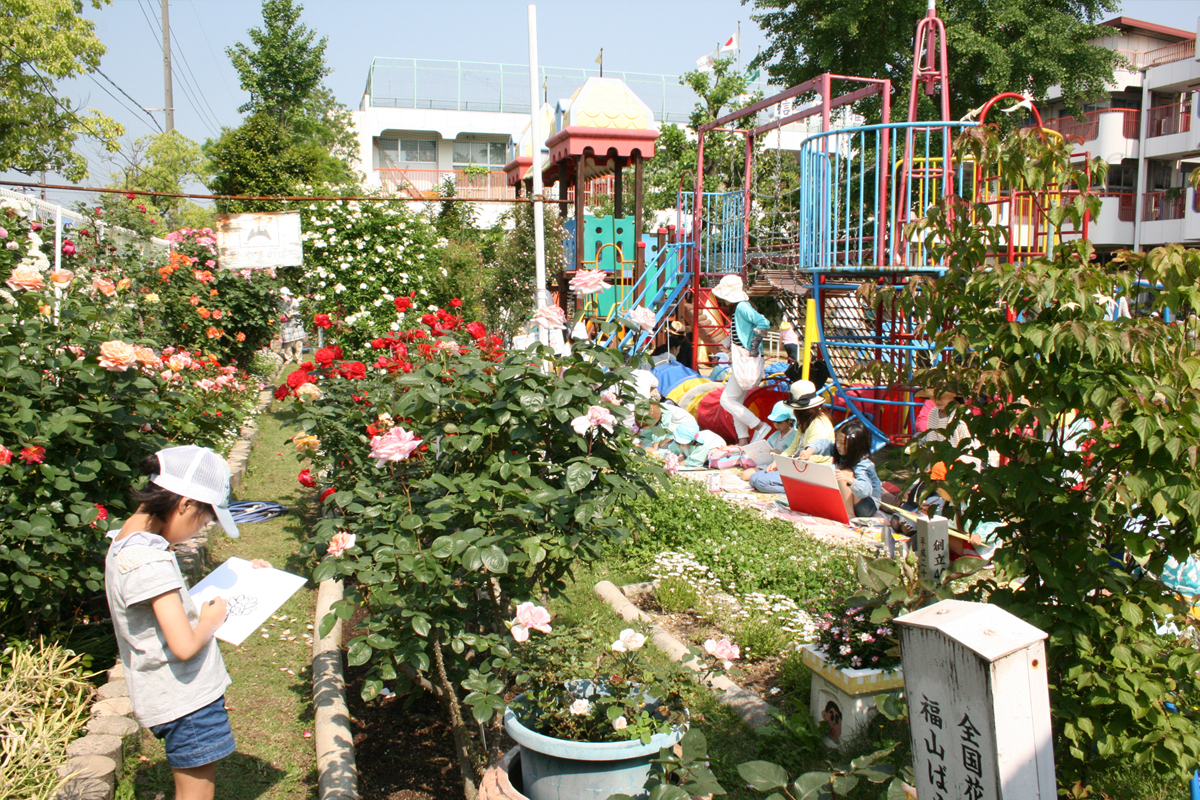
499;602;737;800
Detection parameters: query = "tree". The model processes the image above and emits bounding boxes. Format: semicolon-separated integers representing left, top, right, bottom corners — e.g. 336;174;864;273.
0;0;122;180
208;0;357;207
867;129;1200;785
92;131;214;234
746;0;1122;120
205;112;322;212
226;0;328;121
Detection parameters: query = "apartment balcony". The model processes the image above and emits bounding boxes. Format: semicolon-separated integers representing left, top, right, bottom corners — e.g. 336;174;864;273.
1140;188;1200;246
1090;192;1136;247
374;168;615;204
1144;94;1199;159
1032;109;1139;163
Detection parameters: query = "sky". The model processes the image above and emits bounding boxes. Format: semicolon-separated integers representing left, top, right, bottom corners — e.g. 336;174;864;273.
21;0;1200;207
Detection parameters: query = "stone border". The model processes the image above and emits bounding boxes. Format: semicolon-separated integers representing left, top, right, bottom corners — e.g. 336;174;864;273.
313;578;358;800
594;580;774;729
54;377;281;799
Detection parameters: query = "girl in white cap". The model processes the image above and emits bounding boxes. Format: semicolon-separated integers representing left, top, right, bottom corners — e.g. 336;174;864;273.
105;445;267;800
711;275;771;445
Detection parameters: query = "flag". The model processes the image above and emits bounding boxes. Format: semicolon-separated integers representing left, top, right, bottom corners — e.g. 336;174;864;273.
746;66;761;82
720;31;739;53
696;51;715;71
595;49;603;66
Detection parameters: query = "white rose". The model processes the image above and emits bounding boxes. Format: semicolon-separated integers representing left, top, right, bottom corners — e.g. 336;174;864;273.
612;716;628;731
569;699;591;715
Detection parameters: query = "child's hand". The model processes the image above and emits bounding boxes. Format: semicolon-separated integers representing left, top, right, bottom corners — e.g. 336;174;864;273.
798;448;813;461
836;469;855;484
764;463;778;473
250;559;272;569
201;596;227;628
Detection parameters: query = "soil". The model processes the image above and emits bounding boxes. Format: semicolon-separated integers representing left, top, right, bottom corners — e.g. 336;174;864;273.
342;608;463;800
622;584;788;708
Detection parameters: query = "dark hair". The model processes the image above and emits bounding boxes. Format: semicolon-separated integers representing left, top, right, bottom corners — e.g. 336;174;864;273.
791;404;829;430
130;453;215;521
833;419;872;469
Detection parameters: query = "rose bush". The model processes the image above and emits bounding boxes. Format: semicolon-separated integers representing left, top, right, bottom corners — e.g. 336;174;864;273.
280;302;664;791
0;197;263;639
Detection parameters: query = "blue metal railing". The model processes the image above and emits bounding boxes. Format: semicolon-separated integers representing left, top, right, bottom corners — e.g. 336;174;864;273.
597;240;694;354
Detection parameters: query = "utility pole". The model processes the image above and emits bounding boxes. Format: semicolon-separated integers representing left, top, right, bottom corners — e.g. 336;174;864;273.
161;0;174;132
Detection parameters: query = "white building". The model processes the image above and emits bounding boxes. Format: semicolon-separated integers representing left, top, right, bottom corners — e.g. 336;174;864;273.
1038;16;1199;251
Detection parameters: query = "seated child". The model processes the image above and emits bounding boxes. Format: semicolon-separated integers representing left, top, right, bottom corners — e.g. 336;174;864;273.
739;401;798;482
665;419;727;470
833;419;883;520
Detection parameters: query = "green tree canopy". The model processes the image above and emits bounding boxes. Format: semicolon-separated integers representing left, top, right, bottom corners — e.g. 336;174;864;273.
208;0;357;207
746;0;1122;120
93;131;213;234
0;0;122;180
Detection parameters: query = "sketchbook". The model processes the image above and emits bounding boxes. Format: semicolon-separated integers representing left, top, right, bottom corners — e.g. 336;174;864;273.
188;557;307;646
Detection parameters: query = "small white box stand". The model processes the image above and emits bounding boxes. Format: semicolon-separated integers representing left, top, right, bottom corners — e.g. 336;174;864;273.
916;515;950;584
800;644;905;746
896;599;1056;799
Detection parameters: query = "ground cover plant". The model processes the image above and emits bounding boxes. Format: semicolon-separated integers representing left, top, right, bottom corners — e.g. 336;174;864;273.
279;298;666;798
617;478;868;659
866;129;1200;785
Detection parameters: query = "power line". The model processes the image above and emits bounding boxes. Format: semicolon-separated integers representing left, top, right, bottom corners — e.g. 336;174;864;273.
170;26;224;132
93;67;164;133
138;0;219;137
187;0;237;106
86;72;159;134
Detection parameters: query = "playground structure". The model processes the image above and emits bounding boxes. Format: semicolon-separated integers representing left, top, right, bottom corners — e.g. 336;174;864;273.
502;1;1092;451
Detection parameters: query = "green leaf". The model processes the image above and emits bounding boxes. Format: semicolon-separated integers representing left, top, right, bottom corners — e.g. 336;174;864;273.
791;772;831;800
411;616;430;637
347;639;372;666
737;761;790;791
480;545;509;574
566;462;595;493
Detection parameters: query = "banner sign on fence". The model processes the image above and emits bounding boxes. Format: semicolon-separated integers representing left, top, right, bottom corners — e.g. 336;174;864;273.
214;212;303;269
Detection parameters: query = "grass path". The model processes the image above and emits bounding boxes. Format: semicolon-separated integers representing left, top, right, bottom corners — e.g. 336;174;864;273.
127;401;321;800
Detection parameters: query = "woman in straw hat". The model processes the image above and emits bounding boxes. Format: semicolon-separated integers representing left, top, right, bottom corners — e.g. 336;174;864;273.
711;275;771;445
748;380;835;493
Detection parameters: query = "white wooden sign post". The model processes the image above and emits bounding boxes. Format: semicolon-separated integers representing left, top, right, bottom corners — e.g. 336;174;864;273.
916;515;950;584
896;599;1055;799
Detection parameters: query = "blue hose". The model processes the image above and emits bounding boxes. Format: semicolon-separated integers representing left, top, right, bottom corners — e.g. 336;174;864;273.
228;501;287;523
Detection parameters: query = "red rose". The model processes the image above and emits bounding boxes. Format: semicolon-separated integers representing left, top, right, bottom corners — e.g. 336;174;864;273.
298;469;316;488
450;297;462;308
314;314;332;329
285;370;311;389
62;240;76;256
466;321;487;341
124;192;135;200
490;335;503;348
19;445;46;465
92;504;108;527
420;313;438;327
297;361;315;372
338;361;367;380
314;347;337;366
319;487;337;503
371;338;387;349
394;296;413;312
274;384;291;400
330;345;343;360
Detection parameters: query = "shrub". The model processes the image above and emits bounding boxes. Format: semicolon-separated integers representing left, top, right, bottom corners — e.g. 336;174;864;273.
0;640;94;800
656;576;702;615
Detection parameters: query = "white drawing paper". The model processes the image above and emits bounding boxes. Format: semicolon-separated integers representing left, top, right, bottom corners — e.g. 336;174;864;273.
188;557;307;645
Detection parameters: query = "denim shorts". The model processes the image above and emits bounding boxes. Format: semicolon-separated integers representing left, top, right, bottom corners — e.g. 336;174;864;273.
149;695;236;769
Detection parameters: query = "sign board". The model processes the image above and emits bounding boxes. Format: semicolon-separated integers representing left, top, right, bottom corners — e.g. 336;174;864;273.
917;515;950;584
215;211;303;269
896;600;1055;799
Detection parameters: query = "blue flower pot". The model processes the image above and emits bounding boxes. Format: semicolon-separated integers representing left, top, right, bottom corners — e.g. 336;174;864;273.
503;698;685;800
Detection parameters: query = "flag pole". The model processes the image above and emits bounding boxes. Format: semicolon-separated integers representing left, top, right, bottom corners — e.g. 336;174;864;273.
737;21;741;73
527;4;548;344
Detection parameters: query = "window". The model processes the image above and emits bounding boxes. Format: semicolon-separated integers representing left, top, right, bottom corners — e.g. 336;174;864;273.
452;137;508;169
378;135;437;167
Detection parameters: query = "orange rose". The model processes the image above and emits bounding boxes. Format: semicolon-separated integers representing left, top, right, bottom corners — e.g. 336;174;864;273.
92;277;117;297
930;461;948;482
6;265;45;291
211;309;223;320
210;288;219;297
98;340;137;371
206;326;221;339
48;268;74;286
38;304;52;316
116;277;131;291
236;332;246;342
197;307;211;319
133;346;158;366
167;354;190;372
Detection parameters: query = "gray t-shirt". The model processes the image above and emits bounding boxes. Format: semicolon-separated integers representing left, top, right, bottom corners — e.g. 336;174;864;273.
105;532;231;728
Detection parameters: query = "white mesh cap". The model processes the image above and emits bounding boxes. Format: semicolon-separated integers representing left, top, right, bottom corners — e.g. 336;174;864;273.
150;445;239;538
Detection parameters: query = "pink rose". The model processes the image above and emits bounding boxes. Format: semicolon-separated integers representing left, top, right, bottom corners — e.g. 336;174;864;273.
569;269;612;296
704;638;741;661
570;405;617;436
0;445;11;465
98;340;137;372
6;265;44;292
19;445;46;465
531;305;567;330
663;451;680;476
48;268;74;286
510;602;552;641
327;531;356;557
61;240;76;256
167;354;191;372
369;426;423;467
628;306;656;332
